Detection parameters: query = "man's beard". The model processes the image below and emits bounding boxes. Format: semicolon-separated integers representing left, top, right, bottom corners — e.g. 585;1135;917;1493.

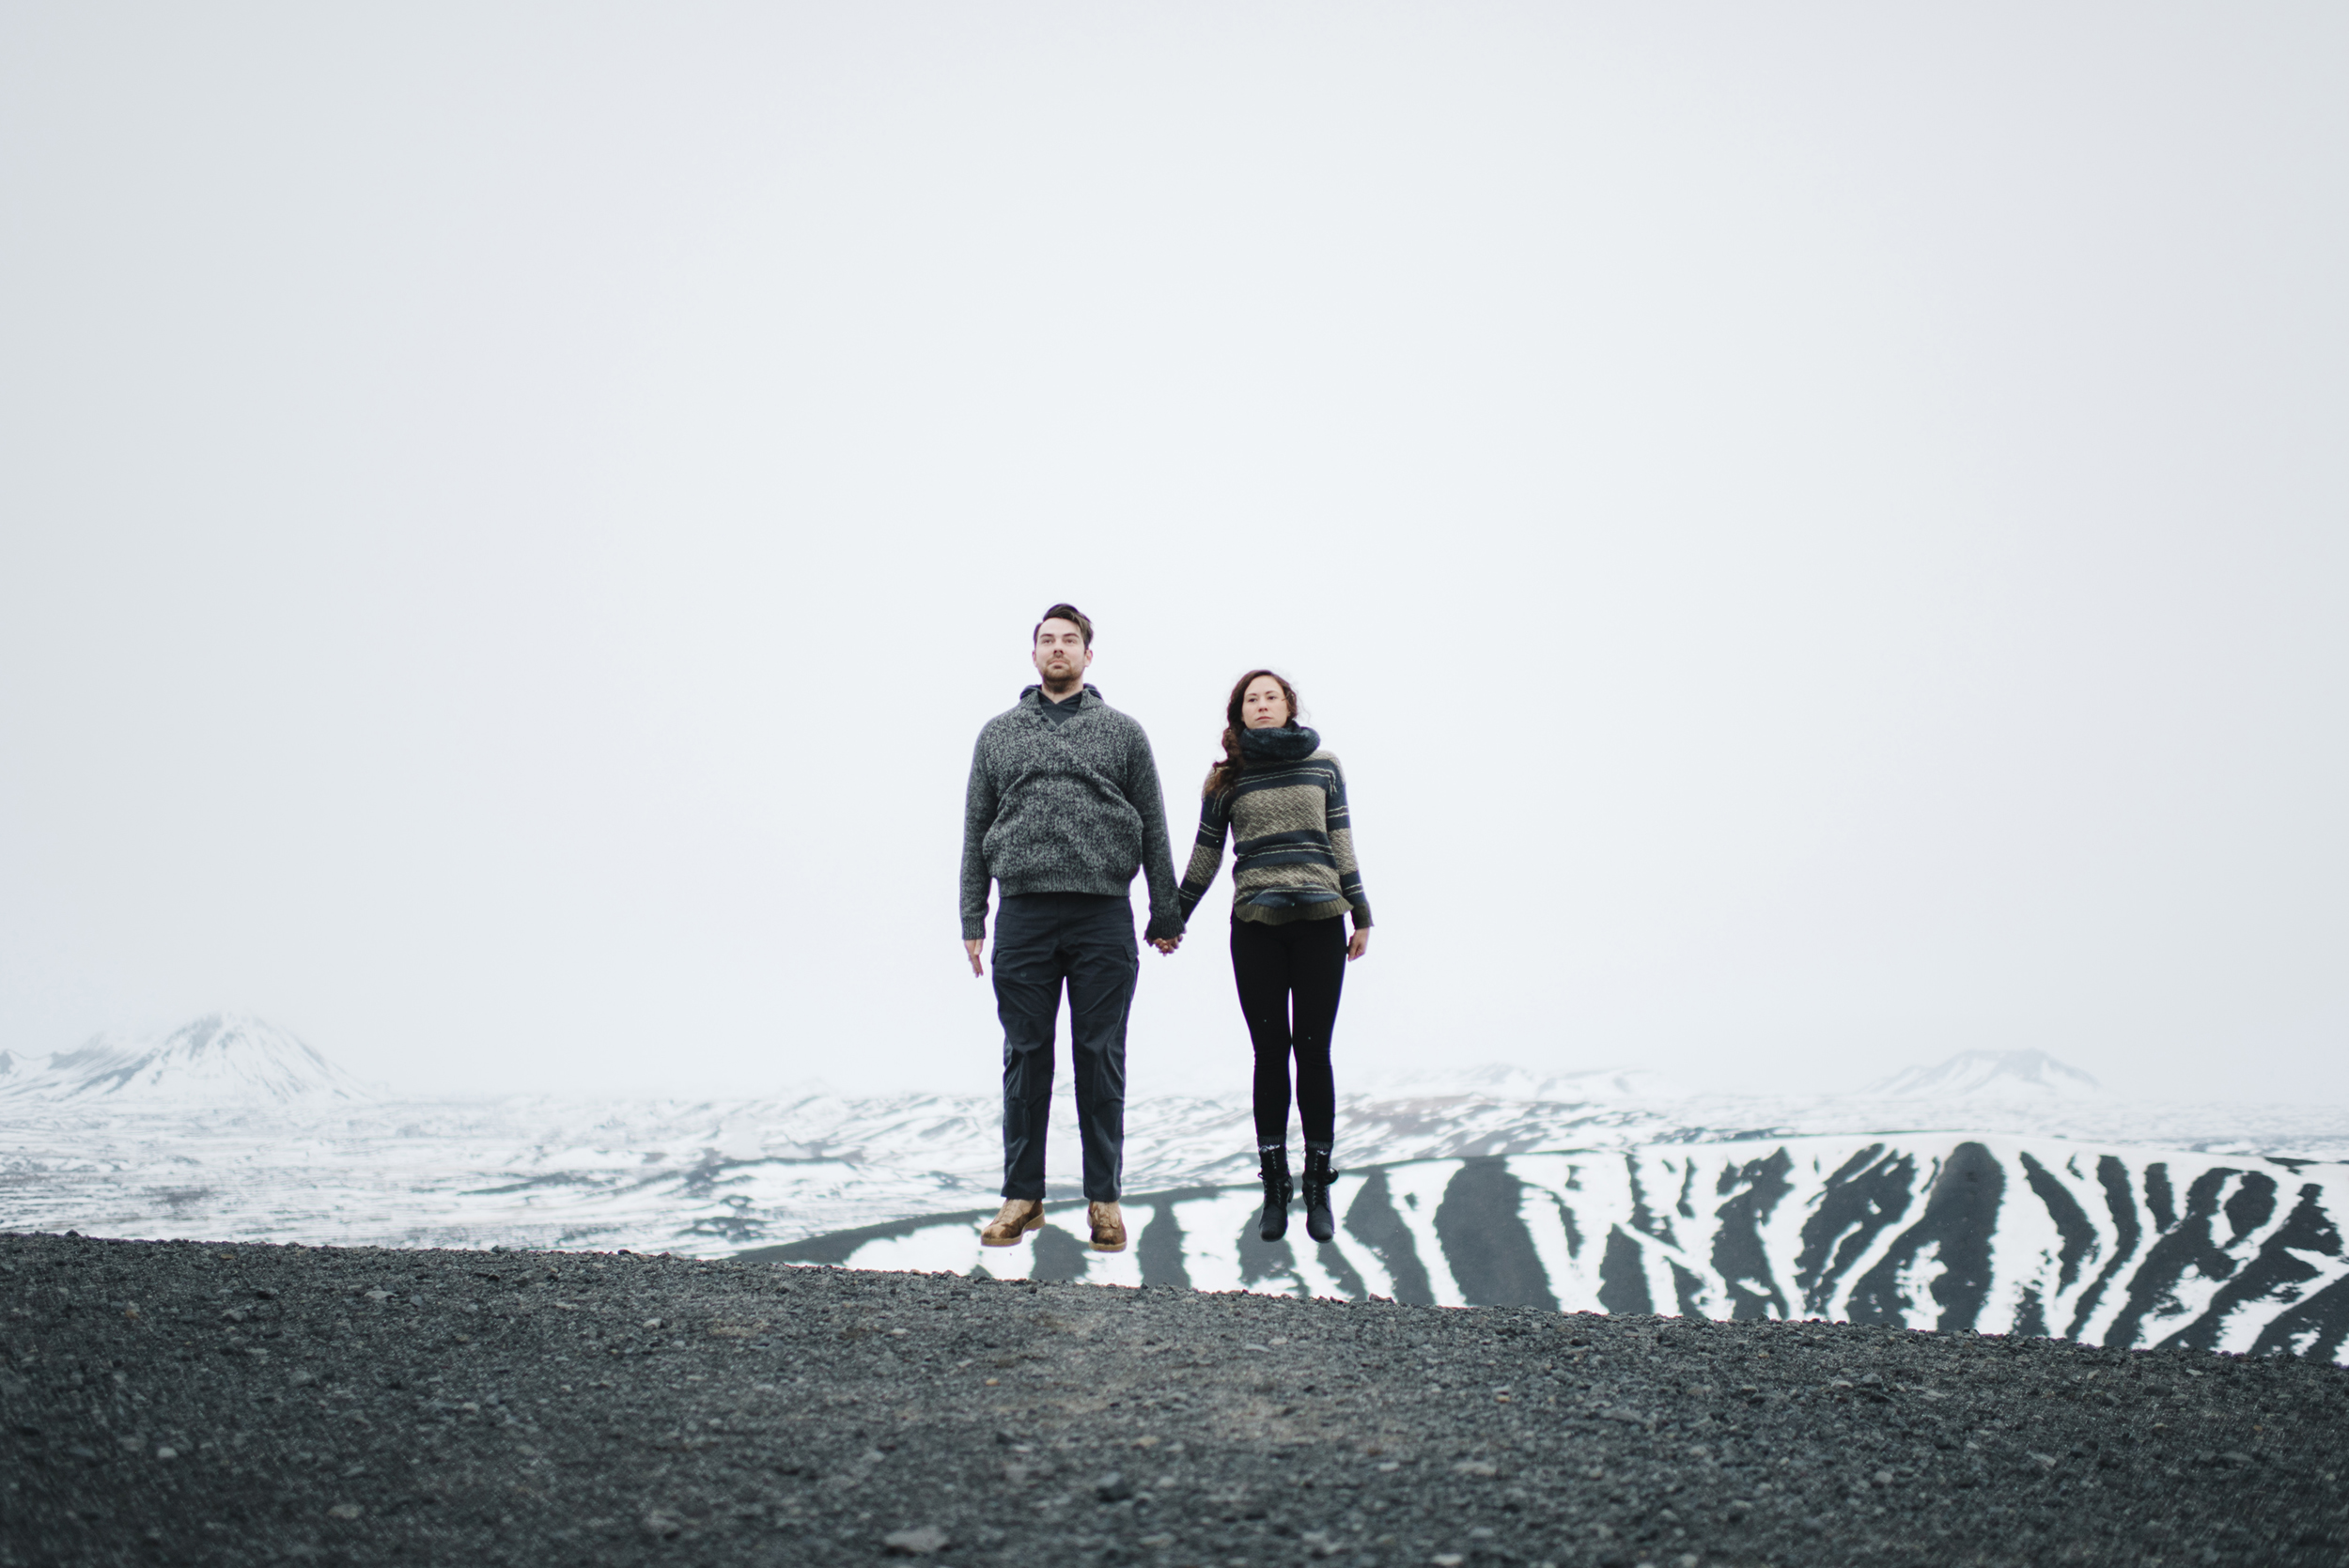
1037;658;1083;696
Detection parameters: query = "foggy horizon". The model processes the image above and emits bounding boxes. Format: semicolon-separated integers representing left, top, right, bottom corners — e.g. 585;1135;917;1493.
4;5;2343;1106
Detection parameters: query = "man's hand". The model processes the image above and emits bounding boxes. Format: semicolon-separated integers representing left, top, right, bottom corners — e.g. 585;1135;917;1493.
965;939;985;977
1346;927;1371;961
1150;933;1183;955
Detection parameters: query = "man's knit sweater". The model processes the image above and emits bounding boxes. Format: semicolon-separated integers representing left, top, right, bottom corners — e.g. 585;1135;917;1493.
1175;724;1373;930
961;684;1182;942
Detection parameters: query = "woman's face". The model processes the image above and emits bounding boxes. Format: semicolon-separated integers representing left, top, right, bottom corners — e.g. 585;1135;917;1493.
1241;675;1291;730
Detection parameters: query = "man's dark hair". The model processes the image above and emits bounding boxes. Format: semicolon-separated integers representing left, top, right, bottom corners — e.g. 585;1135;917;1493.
1034;603;1094;648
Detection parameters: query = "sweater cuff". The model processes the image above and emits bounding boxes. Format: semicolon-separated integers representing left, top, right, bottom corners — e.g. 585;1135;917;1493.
1350;904;1373;930
1143;912;1184;942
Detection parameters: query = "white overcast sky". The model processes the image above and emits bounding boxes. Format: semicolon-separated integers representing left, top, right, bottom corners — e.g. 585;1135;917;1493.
2;5;2342;1104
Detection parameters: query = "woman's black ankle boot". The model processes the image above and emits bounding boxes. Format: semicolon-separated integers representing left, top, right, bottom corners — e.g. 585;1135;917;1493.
1301;1143;1339;1243
1256;1144;1293;1242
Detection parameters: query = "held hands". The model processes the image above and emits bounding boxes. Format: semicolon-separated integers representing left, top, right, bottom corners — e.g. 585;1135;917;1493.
1347;927;1370;961
972;933;1183;970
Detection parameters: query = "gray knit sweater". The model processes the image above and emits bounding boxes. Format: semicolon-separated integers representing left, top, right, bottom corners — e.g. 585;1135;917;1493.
960;685;1182;942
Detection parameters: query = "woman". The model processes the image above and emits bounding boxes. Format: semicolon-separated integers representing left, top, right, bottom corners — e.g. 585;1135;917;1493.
1174;670;1372;1245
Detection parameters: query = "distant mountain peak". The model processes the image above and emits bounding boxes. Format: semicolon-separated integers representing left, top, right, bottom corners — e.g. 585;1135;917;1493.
1360;1063;1688;1104
1;1013;376;1107
1867;1049;2101;1100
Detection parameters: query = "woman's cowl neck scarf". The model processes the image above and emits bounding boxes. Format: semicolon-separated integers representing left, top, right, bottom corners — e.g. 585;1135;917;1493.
1237;723;1321;765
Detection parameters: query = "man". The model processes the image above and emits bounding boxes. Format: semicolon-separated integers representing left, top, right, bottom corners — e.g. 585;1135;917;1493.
961;603;1183;1254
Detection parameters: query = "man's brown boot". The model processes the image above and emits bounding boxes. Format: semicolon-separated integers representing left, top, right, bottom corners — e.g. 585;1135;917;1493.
979;1199;1045;1248
1087;1201;1127;1253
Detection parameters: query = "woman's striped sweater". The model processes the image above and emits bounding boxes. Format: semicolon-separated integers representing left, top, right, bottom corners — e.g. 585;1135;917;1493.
1175;724;1373;929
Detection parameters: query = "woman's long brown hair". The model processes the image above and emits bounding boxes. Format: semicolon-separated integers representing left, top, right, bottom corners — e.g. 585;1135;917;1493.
1203;669;1301;799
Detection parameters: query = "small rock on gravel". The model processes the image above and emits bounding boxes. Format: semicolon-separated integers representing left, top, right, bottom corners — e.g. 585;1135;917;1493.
882;1525;950;1554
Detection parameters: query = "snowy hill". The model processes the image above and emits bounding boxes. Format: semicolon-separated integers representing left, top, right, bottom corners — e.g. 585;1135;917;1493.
757;1135;2349;1363
0;1014;375;1107
1866;1049;2102;1100
8;1024;2349;1370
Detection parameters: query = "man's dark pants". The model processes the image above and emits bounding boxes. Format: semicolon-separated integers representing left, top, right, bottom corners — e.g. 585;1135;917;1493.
992;892;1136;1203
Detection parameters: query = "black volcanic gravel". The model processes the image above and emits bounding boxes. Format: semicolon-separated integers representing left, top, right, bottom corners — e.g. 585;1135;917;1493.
7;1232;2348;1568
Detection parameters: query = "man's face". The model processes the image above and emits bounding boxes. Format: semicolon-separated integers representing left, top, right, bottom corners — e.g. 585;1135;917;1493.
1032;619;1093;687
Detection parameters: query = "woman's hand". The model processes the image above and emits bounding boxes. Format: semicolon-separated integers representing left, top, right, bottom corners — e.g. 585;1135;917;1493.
1346;927;1370;961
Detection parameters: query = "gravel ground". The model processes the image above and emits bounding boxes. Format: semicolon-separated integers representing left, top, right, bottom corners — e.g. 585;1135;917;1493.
7;1231;2347;1568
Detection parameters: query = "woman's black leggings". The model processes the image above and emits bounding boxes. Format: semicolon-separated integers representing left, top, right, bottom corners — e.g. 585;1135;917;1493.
1230;914;1347;1147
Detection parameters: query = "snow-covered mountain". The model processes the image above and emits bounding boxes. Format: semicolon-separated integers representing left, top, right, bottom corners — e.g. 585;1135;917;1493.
0;1014;376;1107
8;1024;2349;1364
758;1136;2349;1363
1867;1049;2102;1100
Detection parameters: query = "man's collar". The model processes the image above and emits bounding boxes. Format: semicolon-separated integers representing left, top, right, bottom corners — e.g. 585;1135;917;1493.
1021;682;1099;708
